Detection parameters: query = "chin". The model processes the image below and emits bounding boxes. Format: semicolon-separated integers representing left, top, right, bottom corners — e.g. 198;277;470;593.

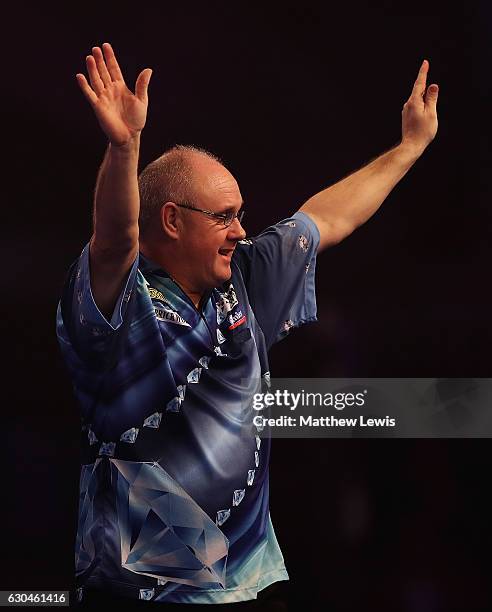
213;264;232;286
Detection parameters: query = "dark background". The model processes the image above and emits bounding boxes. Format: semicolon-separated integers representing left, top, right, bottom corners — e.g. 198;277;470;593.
5;3;490;611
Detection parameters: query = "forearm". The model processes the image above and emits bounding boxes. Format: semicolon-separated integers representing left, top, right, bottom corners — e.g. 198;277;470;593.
299;142;423;251
91;133;141;251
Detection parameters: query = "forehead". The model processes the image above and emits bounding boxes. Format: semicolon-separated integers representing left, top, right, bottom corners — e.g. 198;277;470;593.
191;155;243;212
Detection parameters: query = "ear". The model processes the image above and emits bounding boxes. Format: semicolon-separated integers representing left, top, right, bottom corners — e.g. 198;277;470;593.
160;202;180;239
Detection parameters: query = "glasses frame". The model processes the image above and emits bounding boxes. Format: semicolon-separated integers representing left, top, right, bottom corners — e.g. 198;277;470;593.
175;203;245;227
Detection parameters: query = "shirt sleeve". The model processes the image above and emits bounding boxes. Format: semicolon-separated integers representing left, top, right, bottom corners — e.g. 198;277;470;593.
56;241;140;366
232;210;319;349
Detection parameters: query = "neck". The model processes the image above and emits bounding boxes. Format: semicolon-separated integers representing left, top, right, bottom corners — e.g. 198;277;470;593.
171;276;204;310
140;241;205;309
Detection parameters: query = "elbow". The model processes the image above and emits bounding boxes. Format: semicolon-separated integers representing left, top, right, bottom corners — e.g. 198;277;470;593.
318;218;356;249
298;209;356;250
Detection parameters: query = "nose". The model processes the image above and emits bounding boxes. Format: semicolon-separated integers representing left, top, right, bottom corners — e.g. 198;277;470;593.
227;217;247;241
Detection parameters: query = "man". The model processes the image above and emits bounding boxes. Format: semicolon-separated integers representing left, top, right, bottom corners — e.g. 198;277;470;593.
56;43;438;608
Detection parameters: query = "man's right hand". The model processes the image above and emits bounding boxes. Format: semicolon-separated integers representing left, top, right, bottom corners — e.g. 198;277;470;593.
76;43;152;146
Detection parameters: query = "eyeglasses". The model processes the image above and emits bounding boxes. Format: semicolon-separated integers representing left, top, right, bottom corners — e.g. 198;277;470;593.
176;203;245;228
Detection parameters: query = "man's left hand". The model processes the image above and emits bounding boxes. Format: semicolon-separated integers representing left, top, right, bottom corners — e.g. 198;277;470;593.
401;59;439;155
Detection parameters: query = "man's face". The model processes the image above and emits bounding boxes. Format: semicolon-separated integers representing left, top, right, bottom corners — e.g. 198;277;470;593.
175;157;246;292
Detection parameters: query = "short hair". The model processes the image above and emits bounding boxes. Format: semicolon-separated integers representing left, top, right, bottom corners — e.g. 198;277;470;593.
138;144;222;238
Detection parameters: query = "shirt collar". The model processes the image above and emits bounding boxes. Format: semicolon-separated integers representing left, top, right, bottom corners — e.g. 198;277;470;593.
139;251;216;314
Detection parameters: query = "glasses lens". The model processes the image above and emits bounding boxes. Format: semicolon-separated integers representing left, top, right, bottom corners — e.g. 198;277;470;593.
223;209;245;227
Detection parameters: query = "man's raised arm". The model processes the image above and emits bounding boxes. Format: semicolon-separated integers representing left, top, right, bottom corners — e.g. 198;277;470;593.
76;43;152;319
299;60;439;252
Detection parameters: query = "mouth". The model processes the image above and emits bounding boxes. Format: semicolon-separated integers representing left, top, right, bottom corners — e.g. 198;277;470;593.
218;248;235;259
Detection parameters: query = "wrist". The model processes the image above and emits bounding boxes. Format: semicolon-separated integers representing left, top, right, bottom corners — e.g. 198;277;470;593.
109;132;141;155
396;140;426;164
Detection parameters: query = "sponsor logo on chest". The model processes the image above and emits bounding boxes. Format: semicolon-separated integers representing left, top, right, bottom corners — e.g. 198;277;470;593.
148;285;191;327
148;287;168;303
228;309;246;330
154;306;191;327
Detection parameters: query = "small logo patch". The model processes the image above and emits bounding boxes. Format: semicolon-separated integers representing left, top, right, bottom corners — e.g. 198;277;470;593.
148;287;169;303
298;235;309;252
228;310;247;330
155;307;191;327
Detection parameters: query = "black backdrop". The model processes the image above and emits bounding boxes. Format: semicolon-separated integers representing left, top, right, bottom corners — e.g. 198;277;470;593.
5;3;490;611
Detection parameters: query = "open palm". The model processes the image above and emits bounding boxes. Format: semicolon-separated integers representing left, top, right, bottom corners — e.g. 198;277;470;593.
77;43;152;146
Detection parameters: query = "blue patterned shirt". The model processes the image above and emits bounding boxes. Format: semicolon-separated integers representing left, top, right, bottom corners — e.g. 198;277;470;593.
56;211;319;604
